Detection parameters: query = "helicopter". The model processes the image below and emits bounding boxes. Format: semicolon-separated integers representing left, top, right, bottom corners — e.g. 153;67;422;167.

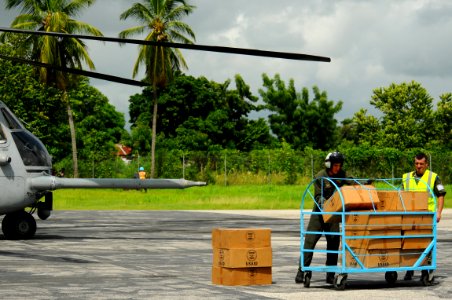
0;98;207;240
0;27;331;240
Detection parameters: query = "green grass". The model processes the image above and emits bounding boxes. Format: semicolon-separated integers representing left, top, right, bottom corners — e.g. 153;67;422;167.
53;184;308;210
53;184;451;210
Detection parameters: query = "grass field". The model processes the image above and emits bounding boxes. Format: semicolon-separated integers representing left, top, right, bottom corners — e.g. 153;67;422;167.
53;184;451;210
53;185;305;210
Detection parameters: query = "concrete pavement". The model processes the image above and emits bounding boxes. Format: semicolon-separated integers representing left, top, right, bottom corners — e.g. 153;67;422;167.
0;209;451;299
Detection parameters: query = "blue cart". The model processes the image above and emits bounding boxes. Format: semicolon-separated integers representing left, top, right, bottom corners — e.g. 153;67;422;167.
299;177;437;290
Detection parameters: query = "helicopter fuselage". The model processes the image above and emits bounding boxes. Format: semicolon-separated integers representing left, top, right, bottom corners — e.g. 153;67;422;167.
0;101;52;214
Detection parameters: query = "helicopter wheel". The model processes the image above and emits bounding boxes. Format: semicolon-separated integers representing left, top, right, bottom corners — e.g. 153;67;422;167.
2;211;37;240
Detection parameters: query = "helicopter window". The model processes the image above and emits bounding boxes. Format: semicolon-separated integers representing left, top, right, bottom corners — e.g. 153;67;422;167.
11;131;51;167
1;108;22;130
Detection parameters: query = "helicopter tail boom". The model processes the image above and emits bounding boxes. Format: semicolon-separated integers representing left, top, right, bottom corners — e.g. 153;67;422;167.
30;176;207;191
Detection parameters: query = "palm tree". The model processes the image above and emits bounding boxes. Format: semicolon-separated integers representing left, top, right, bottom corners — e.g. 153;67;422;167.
119;0;195;178
3;0;103;178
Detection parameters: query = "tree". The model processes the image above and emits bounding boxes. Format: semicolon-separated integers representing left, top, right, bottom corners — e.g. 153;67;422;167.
304;86;343;150
370;81;436;148
259;74;306;148
344;108;381;145
128;73;273;153
68;78;128;177
1;42;127;175
259;73;342;150
338;118;356;145
0;39;67;160
3;0;103;178
434;93;452;149
119;0;195;178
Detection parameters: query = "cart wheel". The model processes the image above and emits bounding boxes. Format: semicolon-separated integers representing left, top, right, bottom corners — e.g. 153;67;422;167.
385;271;398;285
421;270;434;286
303;271;312;288
333;274;347;290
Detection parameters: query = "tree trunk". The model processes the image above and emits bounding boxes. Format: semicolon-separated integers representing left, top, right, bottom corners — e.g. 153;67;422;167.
64;91;79;178
150;88;158;178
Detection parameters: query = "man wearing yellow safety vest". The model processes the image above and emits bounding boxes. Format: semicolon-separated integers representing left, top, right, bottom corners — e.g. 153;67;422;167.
402;152;446;281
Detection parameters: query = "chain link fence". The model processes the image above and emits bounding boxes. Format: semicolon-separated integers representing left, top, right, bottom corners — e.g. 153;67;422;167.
150;149;451;185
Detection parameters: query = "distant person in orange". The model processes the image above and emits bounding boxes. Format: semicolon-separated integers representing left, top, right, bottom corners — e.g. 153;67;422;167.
402;152;446;281
138;167;146;179
138;166;147;192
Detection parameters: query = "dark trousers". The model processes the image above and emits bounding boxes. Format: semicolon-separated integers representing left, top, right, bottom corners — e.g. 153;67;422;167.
299;208;340;269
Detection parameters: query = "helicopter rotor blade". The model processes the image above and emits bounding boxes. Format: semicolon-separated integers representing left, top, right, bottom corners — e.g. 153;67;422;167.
30;176;207;190
0;54;149;87
0;27;331;62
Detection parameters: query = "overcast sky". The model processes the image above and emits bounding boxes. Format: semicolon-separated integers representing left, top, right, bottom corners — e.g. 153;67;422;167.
1;0;452;126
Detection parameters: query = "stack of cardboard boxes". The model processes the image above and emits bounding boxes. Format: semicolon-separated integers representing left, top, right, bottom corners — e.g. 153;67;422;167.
379;191;432;267
211;228;272;285
322;185;432;268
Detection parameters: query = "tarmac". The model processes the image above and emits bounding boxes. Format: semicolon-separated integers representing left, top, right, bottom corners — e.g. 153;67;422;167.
1;209;452;299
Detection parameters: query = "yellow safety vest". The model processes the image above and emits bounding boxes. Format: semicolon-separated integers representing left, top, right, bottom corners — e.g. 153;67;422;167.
402;169;437;212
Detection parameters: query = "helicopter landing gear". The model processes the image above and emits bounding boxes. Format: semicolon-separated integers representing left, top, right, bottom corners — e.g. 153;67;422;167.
36;192;53;220
2;210;37;240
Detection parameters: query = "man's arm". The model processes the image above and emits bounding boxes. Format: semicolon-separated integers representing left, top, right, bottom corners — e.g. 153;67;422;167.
434;176;447;222
437;195;445;222
313;176;326;205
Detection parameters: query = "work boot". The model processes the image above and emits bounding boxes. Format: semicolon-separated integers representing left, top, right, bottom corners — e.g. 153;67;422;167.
326;272;335;284
404;270;414;281
295;268;304;284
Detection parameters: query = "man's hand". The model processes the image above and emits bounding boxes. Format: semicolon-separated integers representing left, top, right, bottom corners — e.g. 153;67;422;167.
437;211;442;223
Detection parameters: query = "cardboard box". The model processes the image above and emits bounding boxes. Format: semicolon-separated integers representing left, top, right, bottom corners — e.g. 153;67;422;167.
212;228;271;248
401;229;433;250
344;212;402;230
344;248;400;268
324;185;380;212
345;229;401;249
212;247;272;268
402;214;434;230
323;185;380;223
399;250;429;267
376;191;401;211
398;191;429;211
322;211;344;223
376;191;429;211
212;266;272;285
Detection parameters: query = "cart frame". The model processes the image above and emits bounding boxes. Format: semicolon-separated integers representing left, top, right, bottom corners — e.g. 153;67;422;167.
299;177;437;289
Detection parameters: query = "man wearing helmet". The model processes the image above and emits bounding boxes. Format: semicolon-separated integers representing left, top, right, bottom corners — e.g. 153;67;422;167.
296;151;356;285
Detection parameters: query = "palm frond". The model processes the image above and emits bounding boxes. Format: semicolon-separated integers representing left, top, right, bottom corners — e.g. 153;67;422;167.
119;0;195;82
119;26;146;39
